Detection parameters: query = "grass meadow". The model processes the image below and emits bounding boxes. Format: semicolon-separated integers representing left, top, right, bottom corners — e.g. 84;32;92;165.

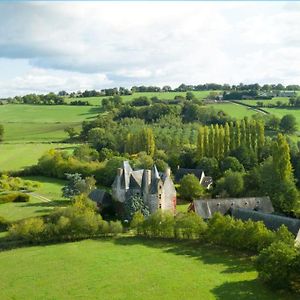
0;176;67;222
0;238;293;300
237;97;290;106
0;143;76;171
64;90;213;105
207;102;261;119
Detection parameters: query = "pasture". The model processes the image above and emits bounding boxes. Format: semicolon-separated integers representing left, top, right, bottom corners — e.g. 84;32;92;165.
237;97;290;106
0;176;67;222
0;104;100;142
64;90;214;106
0;143;76;171
0;238;292;300
264;107;300;128
207;103;261;119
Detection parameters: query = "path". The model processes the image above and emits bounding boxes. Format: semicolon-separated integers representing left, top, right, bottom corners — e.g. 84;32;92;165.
29;192;52;203
228;100;269;115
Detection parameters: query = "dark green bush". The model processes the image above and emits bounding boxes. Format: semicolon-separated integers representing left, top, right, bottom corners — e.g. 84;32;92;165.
255;241;300;291
0;216;9;231
0;192;30;203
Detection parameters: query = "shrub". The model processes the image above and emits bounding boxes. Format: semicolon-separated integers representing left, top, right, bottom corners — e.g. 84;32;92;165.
130;211;145;233
9;217;46;242
0;192;30;203
8;194;123;243
255;241;299;290
175;212;207;239
0;216;9;231
141;211;175;238
109;221;123;235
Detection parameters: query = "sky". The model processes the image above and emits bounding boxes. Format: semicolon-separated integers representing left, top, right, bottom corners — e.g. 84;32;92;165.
0;1;300;97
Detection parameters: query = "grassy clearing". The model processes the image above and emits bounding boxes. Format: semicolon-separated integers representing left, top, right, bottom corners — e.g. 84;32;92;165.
0;105;101;123
0;104;100;142
2;123;82;142
0;143;76;171
0;237;292;300
208;103;261;119
0;176;67;222
264;107;300;127
65;91;213;106
237;97;290;106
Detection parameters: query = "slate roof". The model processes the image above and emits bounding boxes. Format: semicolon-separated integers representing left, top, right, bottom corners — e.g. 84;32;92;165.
201;176;213;188
88;189;112;207
231;208;300;236
175;168;204;183
193;197;274;219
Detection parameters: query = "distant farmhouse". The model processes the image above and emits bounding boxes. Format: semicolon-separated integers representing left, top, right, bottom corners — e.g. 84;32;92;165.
175;168;213;189
112;161;176;214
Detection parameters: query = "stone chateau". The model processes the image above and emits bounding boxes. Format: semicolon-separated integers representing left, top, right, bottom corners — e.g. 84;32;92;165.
112;161;176;214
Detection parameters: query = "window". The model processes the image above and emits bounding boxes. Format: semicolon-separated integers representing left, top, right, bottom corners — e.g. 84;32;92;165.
159;194;162;199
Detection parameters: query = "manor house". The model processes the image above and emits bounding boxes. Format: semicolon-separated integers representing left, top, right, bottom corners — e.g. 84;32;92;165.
112;161;176;214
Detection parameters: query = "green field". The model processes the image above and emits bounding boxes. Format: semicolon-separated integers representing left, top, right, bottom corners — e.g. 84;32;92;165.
0;176;67;222
0;238;292;300
237;97;290;106
0;143;76;171
0;104;100;142
208;103;261;119
65;91;213;106
264;107;300;130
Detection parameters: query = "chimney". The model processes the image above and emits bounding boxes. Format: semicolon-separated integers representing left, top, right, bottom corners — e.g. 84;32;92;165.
165;167;171;177
117;168;123;176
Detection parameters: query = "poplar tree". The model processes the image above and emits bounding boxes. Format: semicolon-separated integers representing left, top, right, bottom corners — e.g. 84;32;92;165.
240;119;246;146
209;125;215;158
214;124;220;159
224;122;230;155
250;120;257;151
219;126;225;158
272;133;293;182
203;126;209;157
235;120;241;148
229;121;236;151
197;127;204;160
256;120;265;158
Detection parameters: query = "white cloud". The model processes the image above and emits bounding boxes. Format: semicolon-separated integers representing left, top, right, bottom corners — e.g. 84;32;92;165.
0;1;300;96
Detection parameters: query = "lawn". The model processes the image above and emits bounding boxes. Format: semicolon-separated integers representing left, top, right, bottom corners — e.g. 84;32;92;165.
0;176;67;222
0;237;292;300
0;143;76;171
64;91;214;106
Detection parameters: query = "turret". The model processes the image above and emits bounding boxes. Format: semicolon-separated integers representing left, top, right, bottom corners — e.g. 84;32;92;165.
165;167;171;177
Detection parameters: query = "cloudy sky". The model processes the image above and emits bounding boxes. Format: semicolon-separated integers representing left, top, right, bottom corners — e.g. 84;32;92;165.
0;1;300;97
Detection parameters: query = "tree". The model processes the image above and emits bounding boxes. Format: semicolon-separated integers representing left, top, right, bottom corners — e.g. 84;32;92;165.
124;195;150;221
197;157;219;178
186;91;196;101
280;114;297;133
64;126;78;140
178;174;205;201
0;124;3;142
74;144;99;162
220;156;244;173
215;171;244;197
273;134;293;182
88;127;115;151
62;173;96;198
255;241;298;290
